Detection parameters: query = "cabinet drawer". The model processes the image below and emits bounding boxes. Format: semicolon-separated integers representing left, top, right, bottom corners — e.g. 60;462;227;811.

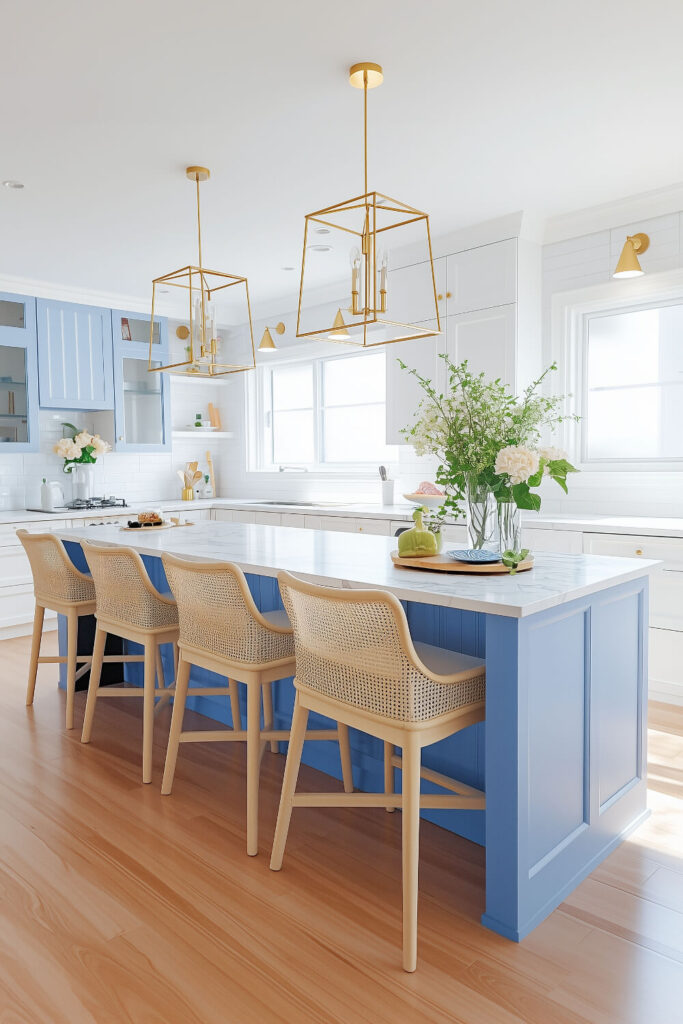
650;627;683;693
253;512;281;526
524;529;583;554
583;532;683;569
211;509;233;522
0;585;56;630
232;510;256;524
0;520;68;547
281;513;306;529
0;546;32;587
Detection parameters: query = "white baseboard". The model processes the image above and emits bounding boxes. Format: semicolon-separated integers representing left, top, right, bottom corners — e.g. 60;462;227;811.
649;680;683;707
0;619;58;642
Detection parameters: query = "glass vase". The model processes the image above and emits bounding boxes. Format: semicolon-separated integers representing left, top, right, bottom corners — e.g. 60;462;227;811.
72;463;95;502
465;477;498;551
497;501;523;555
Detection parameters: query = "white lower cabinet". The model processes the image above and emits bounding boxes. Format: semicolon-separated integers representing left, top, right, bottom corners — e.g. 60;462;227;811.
304;515;391;536
583;532;683;704
0;519;68;638
211;509;233;522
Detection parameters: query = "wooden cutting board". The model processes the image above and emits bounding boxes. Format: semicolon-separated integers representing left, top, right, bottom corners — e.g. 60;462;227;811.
390;551;533;574
119;521;194;532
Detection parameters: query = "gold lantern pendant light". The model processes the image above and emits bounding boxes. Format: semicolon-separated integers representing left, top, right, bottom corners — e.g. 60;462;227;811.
296;62;441;348
149;166;256;378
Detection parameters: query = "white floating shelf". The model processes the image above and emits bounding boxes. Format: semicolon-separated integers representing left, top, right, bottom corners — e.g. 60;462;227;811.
172;430;234;439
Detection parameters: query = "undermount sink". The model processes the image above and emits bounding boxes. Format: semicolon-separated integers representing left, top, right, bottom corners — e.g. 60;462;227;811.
257;500;348;507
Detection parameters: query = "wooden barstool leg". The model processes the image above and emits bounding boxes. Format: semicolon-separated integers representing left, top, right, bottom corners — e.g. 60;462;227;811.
161;657;191;795
26;603;45;707
270;695;309;871
228;678;241;732
338;724;354;793
262;681;278;753
246;682;262;856
142;641;156;784
172;640;179;681
65;607;79;730
81;625;107;743
401;734;421;973
384;741;395;812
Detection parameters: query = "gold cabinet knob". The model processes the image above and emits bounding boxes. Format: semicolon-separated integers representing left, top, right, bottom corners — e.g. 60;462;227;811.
446;291;452;298
437;293;443;301
635;548;643;555
359;526;363;531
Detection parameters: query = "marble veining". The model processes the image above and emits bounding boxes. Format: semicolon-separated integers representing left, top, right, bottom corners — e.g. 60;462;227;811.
56;521;658;618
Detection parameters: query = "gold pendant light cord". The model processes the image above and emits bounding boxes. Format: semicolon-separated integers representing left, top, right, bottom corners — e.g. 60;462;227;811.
363;70;368;195
195;173;203;270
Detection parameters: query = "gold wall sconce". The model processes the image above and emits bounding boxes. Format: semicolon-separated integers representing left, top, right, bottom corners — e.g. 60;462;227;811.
258;321;285;352
613;232;650;279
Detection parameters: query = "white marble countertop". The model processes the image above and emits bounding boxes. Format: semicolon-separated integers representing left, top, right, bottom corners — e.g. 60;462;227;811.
55;520;658;619
4;497;683;539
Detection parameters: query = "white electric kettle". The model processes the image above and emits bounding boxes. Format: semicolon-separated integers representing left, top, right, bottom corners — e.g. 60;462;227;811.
40;479;64;512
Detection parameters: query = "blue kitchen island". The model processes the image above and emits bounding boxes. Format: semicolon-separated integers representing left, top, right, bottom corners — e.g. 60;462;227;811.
57;521;657;943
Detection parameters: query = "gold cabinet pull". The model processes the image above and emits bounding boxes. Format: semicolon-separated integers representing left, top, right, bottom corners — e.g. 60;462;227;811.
635;548;643;555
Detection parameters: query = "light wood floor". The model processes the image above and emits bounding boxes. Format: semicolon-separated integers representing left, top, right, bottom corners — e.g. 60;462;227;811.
1;633;682;1024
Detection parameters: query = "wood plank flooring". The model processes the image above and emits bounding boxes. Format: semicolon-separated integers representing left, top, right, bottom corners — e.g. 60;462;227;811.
1;632;682;1023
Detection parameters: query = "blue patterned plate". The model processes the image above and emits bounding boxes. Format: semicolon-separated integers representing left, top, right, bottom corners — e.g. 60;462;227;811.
447;548;502;564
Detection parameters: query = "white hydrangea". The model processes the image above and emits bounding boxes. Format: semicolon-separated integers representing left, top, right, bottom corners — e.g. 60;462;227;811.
494;445;540;485
54;437;82;459
74;430;93;448
90;434;111;456
537;445;567;464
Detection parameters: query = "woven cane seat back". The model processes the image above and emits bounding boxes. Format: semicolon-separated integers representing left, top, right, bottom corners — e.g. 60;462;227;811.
83;543;178;630
18;530;96;604
163;556;294;666
279;574;485;723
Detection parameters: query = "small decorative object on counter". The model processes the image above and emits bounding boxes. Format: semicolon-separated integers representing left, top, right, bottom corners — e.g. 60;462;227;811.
53;423;111;501
501;547;530;575
400;357;579;555
201;473;214;498
41;478;64;512
397;506;439;558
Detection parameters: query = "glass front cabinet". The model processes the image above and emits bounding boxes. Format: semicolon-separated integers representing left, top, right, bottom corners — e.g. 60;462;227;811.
0;291;39;452
111;309;170;452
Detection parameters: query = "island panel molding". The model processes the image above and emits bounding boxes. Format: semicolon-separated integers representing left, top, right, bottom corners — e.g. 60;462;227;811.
56;523;653;942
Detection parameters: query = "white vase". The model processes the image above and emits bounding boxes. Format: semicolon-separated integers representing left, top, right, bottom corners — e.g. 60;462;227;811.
72;463;95;502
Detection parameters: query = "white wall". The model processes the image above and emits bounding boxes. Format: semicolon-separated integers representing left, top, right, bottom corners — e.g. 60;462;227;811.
540;210;683;516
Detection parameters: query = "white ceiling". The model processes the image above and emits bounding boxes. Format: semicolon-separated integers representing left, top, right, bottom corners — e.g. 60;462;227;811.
2;0;683;313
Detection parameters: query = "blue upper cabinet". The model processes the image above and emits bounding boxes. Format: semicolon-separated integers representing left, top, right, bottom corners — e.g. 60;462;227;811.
111;309;170;452
37;299;114;410
0;291;39;452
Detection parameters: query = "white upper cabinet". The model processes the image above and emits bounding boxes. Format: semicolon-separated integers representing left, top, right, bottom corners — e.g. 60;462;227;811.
446;239;516;316
385;256;447;327
445;304;516;388
385;329;442;445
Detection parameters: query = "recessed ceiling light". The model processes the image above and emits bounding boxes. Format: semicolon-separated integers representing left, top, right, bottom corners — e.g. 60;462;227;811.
308;244;332;253
281;265;295;271
3;180;24;189
158;287;169;293
314;227;331;235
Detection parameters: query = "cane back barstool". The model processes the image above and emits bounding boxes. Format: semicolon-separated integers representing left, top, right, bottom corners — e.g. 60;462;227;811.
161;554;354;857
270;571;487;973
17;529;142;731
80;541;179;784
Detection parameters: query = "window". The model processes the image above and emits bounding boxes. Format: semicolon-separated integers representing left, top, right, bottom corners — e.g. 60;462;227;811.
583;301;683;463
251;349;397;471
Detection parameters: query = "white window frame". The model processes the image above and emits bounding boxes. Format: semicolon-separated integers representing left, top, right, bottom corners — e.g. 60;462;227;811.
550;268;683;472
246;344;396;476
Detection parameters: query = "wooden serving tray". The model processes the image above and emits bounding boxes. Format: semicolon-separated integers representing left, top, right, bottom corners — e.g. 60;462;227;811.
391;551;533;574
119;521;194;532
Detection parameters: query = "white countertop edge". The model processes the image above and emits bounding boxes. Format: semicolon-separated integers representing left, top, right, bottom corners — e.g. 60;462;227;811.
53;522;660;619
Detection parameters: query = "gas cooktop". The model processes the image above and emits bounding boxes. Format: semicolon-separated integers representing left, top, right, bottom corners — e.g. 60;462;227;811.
27;497;129;513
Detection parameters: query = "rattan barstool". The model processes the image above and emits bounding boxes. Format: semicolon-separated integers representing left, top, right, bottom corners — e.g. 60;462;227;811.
270;571;487;973
17;529;142;731
80;541;179;784
161;554;354;856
